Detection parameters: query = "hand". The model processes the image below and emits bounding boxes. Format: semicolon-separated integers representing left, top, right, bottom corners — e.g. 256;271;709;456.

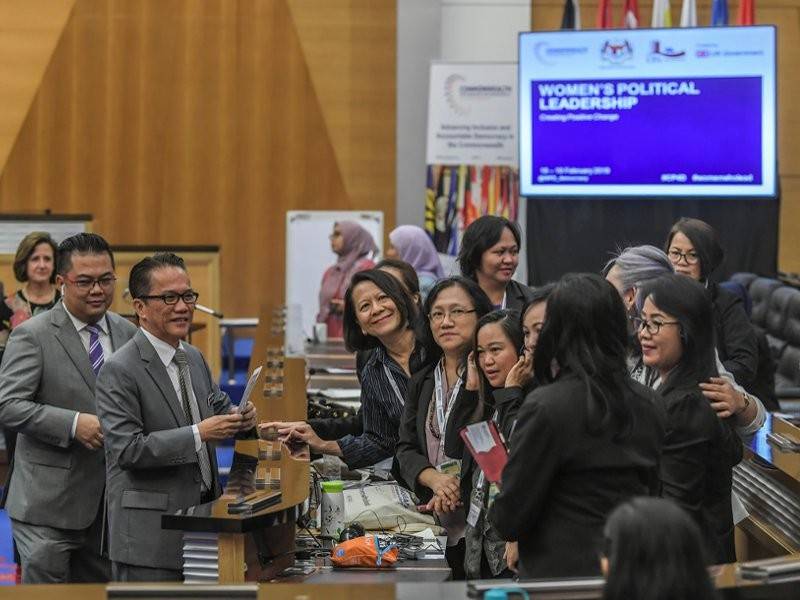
465;351;480;391
426;493;461;514
263;421;333;454
700;377;745;419
232;401;257;431
505;351;533;389
420;469;460;510
75;413;103;450
197;414;245;442
504;542;519;573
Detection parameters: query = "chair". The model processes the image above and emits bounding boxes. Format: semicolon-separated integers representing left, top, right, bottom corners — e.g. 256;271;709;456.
749;278;784;331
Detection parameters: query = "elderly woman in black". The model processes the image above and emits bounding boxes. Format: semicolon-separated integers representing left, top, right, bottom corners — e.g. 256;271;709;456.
395;277;492;579
637;273;741;563
488;274;666;579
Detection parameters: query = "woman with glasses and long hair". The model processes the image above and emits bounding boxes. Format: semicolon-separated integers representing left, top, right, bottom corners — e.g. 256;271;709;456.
637;273;741;564
396;277;492;579
439;285;554;578
264;269;427;473
601;497;718;600
457;216;535;311
488;274;665;579
664;218;760;395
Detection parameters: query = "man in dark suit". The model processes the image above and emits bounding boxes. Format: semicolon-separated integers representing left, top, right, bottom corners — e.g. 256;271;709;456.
0;233;137;583
96;252;256;582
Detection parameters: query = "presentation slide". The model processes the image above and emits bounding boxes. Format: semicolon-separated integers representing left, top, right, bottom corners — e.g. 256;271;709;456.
519;26;776;198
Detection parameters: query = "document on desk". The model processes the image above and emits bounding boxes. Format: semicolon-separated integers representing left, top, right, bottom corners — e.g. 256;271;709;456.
238;365;263;413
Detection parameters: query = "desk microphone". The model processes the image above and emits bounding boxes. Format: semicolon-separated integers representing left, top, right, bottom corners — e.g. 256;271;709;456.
122;288;224;319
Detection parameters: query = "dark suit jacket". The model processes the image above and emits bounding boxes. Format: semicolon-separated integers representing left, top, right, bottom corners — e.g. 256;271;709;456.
658;379;741;564
489;373;666;580
96;330;232;570
0;302;136;528
505;280;536;313
395;365;439;502
711;283;759;390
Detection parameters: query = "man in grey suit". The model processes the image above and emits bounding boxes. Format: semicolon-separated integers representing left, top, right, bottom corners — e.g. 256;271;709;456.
0;233;137;583
96;252;256;582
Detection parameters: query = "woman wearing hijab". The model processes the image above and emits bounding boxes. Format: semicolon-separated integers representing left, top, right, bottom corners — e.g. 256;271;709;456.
386;225;445;300
317;221;378;338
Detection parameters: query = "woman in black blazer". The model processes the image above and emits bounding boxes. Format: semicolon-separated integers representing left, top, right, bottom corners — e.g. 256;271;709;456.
489;274;666;579
664;217;760;391
457;215;535;311
637;274;742;563
395;277;492;579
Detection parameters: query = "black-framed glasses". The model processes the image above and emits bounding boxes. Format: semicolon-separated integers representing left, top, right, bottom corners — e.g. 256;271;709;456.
65;275;116;291
668;248;699;265
631;316;681;335
138;291;199;305
428;308;476;324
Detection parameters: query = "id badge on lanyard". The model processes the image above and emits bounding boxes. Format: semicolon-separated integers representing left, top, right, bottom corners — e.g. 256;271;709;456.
433;360;462;444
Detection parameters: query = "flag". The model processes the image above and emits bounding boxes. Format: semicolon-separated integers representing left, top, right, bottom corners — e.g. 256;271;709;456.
680;0;697;26
622;0;640;27
738;0;754;24
597;0;613;28
711;0;728;24
651;0;672;26
561;0;582;29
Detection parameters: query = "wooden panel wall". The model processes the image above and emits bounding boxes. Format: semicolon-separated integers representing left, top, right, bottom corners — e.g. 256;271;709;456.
0;0;396;317
530;1;800;273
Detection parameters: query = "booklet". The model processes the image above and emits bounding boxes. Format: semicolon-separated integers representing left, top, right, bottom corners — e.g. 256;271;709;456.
459;420;508;484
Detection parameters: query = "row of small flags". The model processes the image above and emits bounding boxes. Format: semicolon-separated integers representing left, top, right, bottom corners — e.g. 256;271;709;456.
561;0;755;29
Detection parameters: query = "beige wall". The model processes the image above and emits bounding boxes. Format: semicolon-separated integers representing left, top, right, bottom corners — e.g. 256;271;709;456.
0;0;396;317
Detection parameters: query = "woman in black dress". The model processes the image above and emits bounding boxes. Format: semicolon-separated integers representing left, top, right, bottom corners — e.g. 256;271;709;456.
489;273;666;579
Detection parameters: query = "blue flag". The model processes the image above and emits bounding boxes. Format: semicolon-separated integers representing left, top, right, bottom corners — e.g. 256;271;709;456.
711;0;728;25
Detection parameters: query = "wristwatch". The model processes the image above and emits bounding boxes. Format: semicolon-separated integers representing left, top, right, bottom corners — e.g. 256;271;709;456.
738;391;752;414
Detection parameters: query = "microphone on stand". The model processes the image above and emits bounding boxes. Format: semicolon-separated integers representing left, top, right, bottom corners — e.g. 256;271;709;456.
122;288;224;319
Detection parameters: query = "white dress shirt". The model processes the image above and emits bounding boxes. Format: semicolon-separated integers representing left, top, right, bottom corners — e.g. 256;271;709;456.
63;304;114;439
140;328;203;451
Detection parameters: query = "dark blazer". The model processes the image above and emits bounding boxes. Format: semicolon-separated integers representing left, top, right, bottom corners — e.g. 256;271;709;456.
710;283;759;390
96;330;232;570
505;280;536;313
395;364;439;502
444;385;527;507
489;373;666;580
658;379;741;564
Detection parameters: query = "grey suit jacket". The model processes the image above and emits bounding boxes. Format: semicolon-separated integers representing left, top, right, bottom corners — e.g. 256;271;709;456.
0;301;137;529
96;329;232;570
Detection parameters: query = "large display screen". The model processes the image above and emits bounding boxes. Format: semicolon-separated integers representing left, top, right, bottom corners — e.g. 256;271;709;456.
519;26;777;198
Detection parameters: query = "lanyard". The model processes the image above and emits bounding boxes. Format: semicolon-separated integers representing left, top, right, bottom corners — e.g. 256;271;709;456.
501;292;507;309
383;362;406;406
433;359;463;441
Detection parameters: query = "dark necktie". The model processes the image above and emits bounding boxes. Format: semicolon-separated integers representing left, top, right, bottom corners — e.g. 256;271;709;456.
174;348;213;490
86;324;105;375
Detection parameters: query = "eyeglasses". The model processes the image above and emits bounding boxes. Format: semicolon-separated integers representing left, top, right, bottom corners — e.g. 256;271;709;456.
668;248;699;265
631;316;681;335
428;308;476;324
137;291;199;305
65;275;116;291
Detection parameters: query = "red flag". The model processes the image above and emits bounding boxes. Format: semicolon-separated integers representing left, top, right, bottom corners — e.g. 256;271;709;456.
597;0;613;27
622;0;640;27
738;0;754;24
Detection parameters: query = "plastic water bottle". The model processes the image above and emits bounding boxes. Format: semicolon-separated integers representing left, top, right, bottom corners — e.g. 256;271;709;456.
320;480;345;540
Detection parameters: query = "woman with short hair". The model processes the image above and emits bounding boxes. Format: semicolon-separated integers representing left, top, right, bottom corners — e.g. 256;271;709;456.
457;216;534;311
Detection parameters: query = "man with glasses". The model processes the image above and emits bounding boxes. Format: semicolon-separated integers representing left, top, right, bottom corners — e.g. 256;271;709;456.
0;232;137;583
96;252;256;582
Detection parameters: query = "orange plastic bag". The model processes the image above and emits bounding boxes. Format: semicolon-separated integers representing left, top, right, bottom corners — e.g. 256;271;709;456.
330;535;399;568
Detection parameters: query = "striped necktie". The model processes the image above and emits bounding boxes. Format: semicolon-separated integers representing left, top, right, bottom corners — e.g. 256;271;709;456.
86;324;105;375
174;348;213;490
